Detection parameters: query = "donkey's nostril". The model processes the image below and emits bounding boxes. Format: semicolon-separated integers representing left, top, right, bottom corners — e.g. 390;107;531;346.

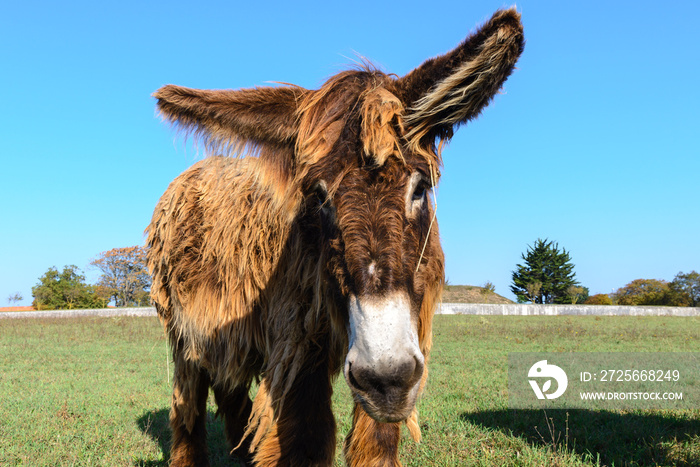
347;362;362;392
408;355;424;387
394;358;419;389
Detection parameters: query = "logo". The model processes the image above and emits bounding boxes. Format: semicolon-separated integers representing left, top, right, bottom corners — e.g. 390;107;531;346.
528;360;568;400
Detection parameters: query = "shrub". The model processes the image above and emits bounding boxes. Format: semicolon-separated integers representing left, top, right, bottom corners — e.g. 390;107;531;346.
585;294;613;305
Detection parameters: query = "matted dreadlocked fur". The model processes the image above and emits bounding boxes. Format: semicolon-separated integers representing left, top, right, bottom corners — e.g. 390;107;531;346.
147;8;523;467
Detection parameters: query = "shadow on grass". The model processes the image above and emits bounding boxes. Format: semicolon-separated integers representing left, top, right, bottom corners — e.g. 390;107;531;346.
135;408;243;467
462;409;700;466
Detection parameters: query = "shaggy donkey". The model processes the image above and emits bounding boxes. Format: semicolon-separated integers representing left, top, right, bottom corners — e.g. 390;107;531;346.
147;9;523;466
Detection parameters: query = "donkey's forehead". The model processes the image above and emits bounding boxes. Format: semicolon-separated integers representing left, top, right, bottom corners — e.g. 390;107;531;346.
344;161;411;190
359;87;405;167
298;81;439;193
296;71;431;167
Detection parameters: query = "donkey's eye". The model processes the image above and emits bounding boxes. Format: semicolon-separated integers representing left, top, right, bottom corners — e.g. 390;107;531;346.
313;182;333;217
412;183;427;202
313;182;329;205
315;188;327;205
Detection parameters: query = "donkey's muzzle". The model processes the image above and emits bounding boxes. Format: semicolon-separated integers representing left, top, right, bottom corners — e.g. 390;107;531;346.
346;348;424;422
344;293;424;422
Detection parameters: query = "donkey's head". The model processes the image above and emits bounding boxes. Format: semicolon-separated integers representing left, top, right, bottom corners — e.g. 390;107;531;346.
154;9;523;423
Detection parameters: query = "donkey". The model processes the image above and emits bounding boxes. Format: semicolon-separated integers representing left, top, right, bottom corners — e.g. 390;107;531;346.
147;9;523;466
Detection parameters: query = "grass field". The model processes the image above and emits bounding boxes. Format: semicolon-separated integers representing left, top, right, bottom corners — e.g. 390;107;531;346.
0;314;698;466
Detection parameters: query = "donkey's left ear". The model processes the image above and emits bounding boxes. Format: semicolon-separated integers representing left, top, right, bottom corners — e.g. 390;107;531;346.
398;8;524;146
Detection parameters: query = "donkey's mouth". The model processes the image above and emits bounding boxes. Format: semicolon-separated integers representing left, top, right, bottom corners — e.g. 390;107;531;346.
349;381;420;423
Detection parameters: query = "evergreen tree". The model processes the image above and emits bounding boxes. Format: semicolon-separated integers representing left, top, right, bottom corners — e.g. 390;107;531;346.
511;239;580;304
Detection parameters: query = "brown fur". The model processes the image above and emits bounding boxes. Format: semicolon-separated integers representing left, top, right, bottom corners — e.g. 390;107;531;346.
344;404;402;466
147;8;523;466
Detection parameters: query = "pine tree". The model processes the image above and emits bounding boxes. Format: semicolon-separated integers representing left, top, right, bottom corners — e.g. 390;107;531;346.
511;239;580;304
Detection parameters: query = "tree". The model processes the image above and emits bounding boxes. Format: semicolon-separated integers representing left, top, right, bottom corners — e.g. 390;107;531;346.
7;292;23;307
612;279;669;306
668;271;700;307
511;239;580;304
31;265;107;310
585;293;613;305
525;281;542;304
480;281;496;303
91;246;151;307
565;285;589;304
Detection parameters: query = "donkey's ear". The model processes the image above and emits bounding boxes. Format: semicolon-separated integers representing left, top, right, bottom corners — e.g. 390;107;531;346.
398;8;524;146
153;84;309;155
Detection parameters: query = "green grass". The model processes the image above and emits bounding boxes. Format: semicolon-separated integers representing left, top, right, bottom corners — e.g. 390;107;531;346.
0;315;698;466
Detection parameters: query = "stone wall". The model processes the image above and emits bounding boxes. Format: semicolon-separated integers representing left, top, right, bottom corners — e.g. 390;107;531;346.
0;307;157;319
2;304;698;319
438;303;700;317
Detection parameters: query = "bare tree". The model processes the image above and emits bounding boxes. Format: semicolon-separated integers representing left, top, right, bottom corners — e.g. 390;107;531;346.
7;292;23;307
91;246;151;307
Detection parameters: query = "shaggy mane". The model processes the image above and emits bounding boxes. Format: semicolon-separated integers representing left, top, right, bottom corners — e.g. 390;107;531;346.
295;67;440;174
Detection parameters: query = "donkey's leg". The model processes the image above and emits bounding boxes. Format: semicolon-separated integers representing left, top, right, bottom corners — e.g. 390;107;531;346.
213;384;254;463
343;403;402;467
169;353;211;467
254;362;336;466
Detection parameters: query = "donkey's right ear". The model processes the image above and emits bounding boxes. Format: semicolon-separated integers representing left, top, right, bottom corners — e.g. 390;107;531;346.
153;84;309;155
397;8;524;148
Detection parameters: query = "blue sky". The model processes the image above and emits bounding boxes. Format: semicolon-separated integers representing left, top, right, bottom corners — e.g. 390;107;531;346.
1;0;698;306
